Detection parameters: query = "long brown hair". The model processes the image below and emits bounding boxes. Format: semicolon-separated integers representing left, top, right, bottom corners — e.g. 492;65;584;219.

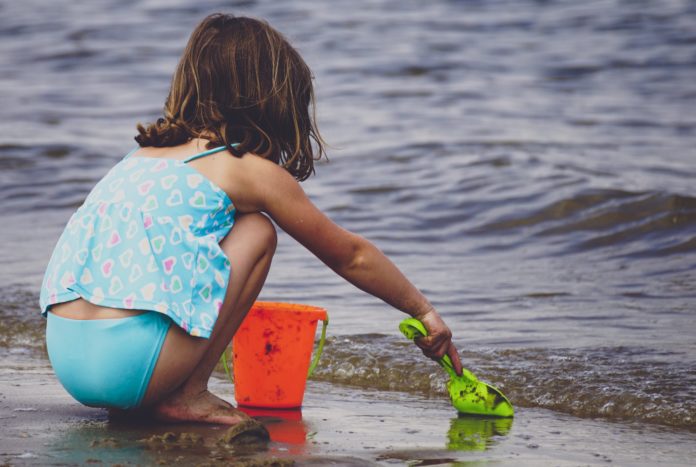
135;14;325;181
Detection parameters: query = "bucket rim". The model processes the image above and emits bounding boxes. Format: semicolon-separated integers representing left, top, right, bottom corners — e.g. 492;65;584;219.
252;301;327;320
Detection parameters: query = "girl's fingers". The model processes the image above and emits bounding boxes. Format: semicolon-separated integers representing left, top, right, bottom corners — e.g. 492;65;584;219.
411;311;463;375
447;342;464;376
413;335;431;351
414;333;449;359
414;336;437;359
430;338;449;358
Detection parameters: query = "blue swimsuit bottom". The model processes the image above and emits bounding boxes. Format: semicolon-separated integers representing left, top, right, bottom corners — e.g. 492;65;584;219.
46;311;172;409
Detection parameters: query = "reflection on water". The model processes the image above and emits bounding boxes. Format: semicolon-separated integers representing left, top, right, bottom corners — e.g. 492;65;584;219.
45;416;283;465
45;420;181;465
240;407;309;450
446;416;513;452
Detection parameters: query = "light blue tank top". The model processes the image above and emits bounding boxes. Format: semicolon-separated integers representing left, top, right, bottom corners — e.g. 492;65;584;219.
39;144;238;338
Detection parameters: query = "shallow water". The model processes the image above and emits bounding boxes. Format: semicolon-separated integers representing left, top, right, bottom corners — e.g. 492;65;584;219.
1;0;695;434
3;357;696;466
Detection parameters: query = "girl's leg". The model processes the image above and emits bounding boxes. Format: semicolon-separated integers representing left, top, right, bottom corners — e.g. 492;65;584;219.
138;213;277;423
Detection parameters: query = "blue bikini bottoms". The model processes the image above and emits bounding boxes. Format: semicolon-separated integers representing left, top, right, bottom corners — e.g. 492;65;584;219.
46;311;172;409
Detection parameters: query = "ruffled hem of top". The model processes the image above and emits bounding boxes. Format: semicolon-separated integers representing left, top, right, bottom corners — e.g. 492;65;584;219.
39;200;234;339
40;283;218;339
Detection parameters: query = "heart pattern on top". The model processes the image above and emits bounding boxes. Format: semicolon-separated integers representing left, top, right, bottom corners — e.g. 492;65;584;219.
41;145;241;340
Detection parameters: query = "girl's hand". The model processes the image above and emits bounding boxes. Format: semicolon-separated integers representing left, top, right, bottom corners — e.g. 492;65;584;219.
413;310;464;376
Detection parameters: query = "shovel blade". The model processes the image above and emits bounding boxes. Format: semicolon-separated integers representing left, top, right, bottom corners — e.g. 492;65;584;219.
447;376;514;418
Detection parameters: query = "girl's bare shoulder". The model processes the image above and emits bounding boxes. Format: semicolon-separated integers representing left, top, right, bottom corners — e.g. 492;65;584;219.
222;151;300;213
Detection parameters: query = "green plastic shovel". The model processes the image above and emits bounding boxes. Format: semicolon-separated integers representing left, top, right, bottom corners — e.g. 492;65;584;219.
399;318;514;418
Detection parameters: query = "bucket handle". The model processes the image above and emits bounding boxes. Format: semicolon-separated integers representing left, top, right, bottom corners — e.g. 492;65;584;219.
307;315;329;377
221;346;234;384
219;314;329;383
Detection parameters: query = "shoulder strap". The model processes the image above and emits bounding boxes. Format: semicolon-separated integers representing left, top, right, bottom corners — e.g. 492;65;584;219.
183;143;240;163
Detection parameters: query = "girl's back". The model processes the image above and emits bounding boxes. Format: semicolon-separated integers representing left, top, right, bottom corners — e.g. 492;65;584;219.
40;141;249;337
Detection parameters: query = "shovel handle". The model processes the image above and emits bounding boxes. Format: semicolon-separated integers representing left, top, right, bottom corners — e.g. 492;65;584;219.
399;317;481;384
399;318;458;378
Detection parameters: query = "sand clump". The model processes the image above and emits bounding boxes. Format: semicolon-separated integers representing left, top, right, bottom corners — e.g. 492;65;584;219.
89;437;119;448
218;418;271;445
138;431;204;449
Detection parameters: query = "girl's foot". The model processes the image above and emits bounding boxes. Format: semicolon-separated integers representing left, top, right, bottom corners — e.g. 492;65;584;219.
152;388;249;425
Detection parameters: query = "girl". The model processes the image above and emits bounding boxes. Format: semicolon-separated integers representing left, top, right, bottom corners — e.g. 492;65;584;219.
39;14;463;425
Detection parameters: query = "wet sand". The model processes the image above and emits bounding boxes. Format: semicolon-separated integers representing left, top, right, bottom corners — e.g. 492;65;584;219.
2;354;695;466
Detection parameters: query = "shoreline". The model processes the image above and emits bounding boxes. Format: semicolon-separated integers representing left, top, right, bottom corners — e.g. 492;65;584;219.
2;354;695;466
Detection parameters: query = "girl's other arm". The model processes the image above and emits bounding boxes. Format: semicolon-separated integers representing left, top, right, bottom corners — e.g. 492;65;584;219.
247;159;463;375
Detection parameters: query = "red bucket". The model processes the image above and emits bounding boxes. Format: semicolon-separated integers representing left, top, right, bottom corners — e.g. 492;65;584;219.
229;301;328;409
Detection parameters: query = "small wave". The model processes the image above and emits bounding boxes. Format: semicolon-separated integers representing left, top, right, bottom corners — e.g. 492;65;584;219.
473;190;696;256
310;335;696;430
0;144;108;214
0;288;44;351
475;189;641;232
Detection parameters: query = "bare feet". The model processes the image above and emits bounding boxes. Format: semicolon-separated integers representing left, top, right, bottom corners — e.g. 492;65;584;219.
152;389;250;425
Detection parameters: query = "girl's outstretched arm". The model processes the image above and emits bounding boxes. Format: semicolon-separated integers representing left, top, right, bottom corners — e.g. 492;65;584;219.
241;156;463;375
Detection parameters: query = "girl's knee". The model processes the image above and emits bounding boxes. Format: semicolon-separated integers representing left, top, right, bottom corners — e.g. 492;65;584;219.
247;213;277;253
222;213;277;254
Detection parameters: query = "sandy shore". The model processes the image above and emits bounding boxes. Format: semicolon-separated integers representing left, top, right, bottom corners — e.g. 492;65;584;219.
2;353;695;466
